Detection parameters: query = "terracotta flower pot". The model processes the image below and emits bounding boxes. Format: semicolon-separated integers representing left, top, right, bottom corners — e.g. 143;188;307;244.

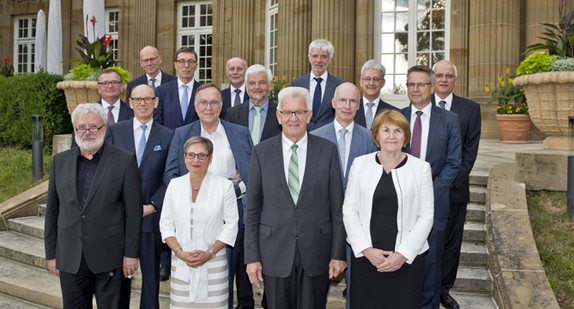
56;80;127;115
495;114;532;144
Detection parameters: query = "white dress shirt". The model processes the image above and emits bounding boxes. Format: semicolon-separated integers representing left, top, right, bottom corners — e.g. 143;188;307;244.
177;78;196;105
409;102;432;161
334;119;353;173
308;71;329;101
101;99;121;123
362;96;381;123
147;71;163;88
433;93;453;111
231;84;247;107
281;133;308;192
132;118;153;158
201;121;237;179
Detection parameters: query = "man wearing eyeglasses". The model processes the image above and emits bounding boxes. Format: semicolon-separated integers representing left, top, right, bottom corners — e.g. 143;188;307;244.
125;46;176;102
45;103;142;309
356;60;398;130
155;47;202;130
164;83;252;308
98;69;133;125
400;65;461;309
106;85;174;309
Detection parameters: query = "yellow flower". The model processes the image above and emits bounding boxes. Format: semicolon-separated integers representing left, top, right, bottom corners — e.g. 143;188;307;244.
506;67;510;74
274;76;278;81
485;85;490;93
282;75;286;81
501;80;505;87
508;77;513;85
498;75;503;83
490;82;493;87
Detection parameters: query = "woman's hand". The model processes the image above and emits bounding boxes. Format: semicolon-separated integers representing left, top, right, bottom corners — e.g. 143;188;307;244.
362;247;387;267
187;250;211;268
377;251;407;272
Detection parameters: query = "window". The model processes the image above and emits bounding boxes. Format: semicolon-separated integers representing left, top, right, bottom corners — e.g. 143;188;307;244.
177;1;213;83
375;0;449;96
266;0;279;77
13;15;36;74
105;8;119;60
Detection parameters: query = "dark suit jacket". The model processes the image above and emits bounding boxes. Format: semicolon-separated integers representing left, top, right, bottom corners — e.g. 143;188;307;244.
125;71;177;101
432;95;481;204
290;72;345;130
401;104;462;219
221;86;249;119
354;98;399;129
163;119;253;186
44;143;143;274
244;134;346;278
310;121;378;188
154;79;202;130
105;119;174;233
224;99;282;142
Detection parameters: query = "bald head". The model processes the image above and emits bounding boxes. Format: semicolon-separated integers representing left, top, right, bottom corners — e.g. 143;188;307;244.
332;82;361;127
432;60;458;99
226;57;248;88
139;46;162;78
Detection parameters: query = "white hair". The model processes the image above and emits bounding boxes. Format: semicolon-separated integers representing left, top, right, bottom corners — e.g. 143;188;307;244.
308;39;334;59
245;64;273;83
277;87;312;111
71;103;106;127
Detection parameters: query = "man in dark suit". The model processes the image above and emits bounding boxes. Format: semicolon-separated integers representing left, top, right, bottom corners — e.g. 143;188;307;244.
400;65;461;309
106;85;174;309
125;46;176;102
432;61;481;309
356;59;398;129
245;86;347;309
290;39;345;130
163;83;252;309
44;103;143;309
98;69;133;125
155;47;202;130
221;57;249;119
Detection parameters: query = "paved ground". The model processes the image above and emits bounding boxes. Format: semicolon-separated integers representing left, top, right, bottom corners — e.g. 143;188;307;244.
472;139;542;174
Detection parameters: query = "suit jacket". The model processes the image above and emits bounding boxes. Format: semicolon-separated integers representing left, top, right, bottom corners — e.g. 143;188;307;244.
401;104;462;219
125;71;177;101
105;119;174;233
163;119;252;186
221;86;250;119
244;134;346;278
224;99;282;143
154;79;202;130
290;72;345;130
432;95;481;204
354;98;399;129
44;143;143;274
310;121;377;188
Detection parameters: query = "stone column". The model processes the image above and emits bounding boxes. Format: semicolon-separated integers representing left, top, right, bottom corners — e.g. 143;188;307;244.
277;0;311;80
449;0;470;97
212;0;232;87
354;0;374;84
231;1;256;65
121;0;158;78
311;0;355;82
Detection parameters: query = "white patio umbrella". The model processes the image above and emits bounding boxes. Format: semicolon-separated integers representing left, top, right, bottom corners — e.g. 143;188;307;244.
46;0;62;75
34;10;47;71
83;0;105;42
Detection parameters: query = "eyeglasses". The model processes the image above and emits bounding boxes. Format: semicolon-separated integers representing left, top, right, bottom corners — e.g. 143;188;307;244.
141;55;160;63
334;99;359;106
75;124;105;134
278;110;309;118
435;73;456;80
130;97;156;105
98;81;122;87
184;152;210;160
176;59;197;66
196;100;221;110
361;77;384;83
406;82;432;89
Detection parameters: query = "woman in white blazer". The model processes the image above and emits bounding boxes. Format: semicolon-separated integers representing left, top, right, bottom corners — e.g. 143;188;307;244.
160;136;238;309
343;109;434;308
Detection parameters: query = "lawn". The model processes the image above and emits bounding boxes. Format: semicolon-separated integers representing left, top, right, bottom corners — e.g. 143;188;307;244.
0;147;52;203
527;190;574;309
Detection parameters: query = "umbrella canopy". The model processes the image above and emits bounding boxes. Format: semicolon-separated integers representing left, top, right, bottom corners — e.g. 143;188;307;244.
83;0;105;42
34;10;47;71
46;0;62;75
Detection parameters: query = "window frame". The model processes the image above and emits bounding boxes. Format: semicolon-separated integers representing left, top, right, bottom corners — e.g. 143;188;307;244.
104;7;119;61
177;1;214;83
13;15;37;74
265;0;279;77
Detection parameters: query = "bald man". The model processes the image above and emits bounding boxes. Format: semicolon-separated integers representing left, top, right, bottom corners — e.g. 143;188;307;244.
125;46;176;102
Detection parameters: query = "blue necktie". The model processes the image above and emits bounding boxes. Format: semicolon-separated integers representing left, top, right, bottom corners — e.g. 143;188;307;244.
366;102;375;130
137;124;147;167
338;128;348;177
181;84;189;120
312;77;323;120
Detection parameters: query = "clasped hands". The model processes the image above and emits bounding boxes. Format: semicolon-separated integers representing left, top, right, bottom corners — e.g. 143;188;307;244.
246;259;347;288
362;247;407;272
176;249;212;268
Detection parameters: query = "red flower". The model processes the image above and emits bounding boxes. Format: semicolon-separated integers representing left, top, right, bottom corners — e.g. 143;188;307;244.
103;35;113;46
3;58;9;62
90;16;97;25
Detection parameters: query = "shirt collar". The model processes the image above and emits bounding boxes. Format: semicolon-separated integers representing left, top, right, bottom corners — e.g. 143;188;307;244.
434;93;453;107
101;98;120;108
200;119;224;136
133;117;153;130
282;132;308;152
146;71;162;82
362;96;380;105
411;102;433;117
334;119;354;135
310;71;329;81
231;84;246;93
249;99;269;111
178;78;196;88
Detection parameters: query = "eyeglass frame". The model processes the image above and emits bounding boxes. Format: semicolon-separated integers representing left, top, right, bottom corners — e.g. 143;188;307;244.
130;97;157;105
278;110;310;118
75;124;105;134
98;81;122;87
196;100;222;110
176;59;198;66
406;82;432;89
141;55;160;63
184;152;210;160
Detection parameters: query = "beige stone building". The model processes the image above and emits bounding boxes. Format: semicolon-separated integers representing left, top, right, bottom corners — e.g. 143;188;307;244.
1;0;571;138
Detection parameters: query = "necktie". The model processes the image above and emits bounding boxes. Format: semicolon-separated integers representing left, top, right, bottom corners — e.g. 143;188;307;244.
149;78;157;90
312;77;323;120
107;106;115;126
181;84;189;119
338;128;348;176
411;111;423;158
251;106;262;145
288;144;300;204
137;124;147;167
234;89;242;106
439;100;446;109
366;102;375;130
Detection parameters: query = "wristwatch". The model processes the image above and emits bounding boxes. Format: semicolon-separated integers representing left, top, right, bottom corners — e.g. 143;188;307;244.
208;248;215;259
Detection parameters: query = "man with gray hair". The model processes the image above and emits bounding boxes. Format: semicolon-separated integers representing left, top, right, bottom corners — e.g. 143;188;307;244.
291;39;345;130
356;59;398;129
221;57;250;118
45;103;143;309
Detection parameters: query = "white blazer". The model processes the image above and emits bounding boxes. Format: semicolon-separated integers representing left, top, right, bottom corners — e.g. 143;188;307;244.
343;152;434;264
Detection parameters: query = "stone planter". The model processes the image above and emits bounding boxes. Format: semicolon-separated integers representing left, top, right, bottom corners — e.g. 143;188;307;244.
495;114;532;144
56;80;127;115
513;72;574;150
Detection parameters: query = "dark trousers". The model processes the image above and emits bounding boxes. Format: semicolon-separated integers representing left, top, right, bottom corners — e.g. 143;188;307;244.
235;228;267;309
160;243;171;268
421;218;447;309
441;202;467;292
139;231;162;309
344;244;352;309
59;254;122;309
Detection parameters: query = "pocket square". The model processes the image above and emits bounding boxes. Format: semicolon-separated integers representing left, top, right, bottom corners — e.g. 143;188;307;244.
153;145;163;151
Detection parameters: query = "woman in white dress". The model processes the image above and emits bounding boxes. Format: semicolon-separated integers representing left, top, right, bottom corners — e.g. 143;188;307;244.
160;136;239;309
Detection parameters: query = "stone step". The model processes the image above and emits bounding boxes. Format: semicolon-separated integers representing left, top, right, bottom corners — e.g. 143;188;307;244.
466;203;486;222
441;291;497;309
0;231;46;268
459;241;488;267
469;171;488;186
7;216;45;239
463;221;486;243
452;266;493;293
38;204;46;217
0;292;50;308
469;185;486;204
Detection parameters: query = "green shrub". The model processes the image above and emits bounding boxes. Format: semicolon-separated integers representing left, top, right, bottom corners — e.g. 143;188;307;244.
0;71;72;149
550;57;574;71
63;64;130;83
516;51;558;76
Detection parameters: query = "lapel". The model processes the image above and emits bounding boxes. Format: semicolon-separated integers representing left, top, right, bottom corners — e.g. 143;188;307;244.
296;134;317;206
347;125;363;174
261;100;278;139
355;98;367;127
140;122;161;166
426;104;441;157
82;143;114;211
269;135;295;206
322;73;334;106
119;119;137;153
238;102;250;126
66;147;81;207
402;105;413;153
450;94;462;114
183;81;200;122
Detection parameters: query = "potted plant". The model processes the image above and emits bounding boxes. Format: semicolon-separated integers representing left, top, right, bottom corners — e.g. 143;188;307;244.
485;68;531;143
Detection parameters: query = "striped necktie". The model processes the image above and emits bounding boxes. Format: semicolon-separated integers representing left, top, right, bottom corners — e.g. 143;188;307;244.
288;144;300;204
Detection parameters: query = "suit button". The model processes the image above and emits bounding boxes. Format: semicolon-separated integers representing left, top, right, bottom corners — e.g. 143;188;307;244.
291;234;298;239
81;215;86;219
